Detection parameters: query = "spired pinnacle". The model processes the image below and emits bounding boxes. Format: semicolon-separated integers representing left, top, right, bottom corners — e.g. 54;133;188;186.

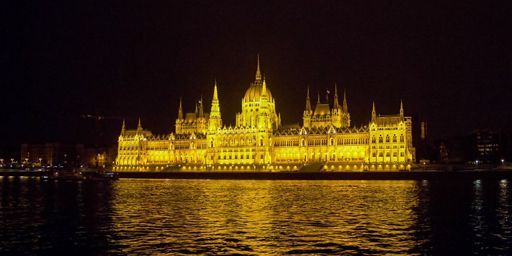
178;97;183;119
262;78;267;95
343;89;348;112
213;80;218;101
371;101;376;121
333;83;339;108
400;99;404;117
199;95;204;117
137;117;142;130
121;119;126;134
255;54;262;81
305;86;312;112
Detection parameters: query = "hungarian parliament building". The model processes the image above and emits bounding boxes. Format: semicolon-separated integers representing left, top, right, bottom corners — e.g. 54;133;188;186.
115;57;415;171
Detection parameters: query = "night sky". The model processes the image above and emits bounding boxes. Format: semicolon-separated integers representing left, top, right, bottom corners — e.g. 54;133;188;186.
2;1;511;148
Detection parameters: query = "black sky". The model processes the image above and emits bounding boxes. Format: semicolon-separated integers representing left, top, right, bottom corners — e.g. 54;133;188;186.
2;0;511;148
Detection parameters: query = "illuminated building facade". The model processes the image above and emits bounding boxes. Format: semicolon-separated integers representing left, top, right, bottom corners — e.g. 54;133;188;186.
115;57;415;171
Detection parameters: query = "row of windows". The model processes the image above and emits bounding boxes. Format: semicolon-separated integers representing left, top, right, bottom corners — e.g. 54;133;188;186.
215;154;264;160
371;134;404;143
372;145;405;149
308;139;328;146
274;140;299;147
372;152;405;157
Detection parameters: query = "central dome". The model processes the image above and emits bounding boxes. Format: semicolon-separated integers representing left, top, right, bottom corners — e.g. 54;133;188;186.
243;55;273;101
244;82;273;101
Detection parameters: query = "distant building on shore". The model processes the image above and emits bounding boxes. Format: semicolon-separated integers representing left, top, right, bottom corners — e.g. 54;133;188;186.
115;56;416;171
435;129;509;165
20;143;116;168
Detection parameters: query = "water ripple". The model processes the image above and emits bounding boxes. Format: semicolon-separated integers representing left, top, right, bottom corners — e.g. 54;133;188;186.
1;178;512;254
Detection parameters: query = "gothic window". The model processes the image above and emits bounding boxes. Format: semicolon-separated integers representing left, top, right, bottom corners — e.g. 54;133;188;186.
393;135;397;143
386;135;390;143
400;134;404;143
372;136;376;143
330;138;334;146
378;136;383;143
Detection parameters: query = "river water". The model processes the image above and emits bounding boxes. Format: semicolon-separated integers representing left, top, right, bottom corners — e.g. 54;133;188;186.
1;178;511;255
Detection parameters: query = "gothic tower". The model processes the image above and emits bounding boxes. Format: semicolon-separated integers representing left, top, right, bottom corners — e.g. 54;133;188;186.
208;80;222;131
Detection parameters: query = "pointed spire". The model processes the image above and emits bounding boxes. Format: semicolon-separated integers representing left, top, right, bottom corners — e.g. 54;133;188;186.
213;80;218;101
121;119;126;135
399;99;404;117
255;54;262;81
209;80;222;130
333;83;340;108
262;78;267;96
343;89;348;112
137;117;142;131
178;97;183;119
199;95;204;117
371;101;376;121
305;86;312;112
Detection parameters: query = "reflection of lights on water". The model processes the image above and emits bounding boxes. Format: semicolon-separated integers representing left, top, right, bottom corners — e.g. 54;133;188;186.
473;179;482;189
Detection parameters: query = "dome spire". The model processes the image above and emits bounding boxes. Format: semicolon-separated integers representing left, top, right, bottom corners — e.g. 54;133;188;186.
255;54;262;81
137;117;142;131
262;77;267;95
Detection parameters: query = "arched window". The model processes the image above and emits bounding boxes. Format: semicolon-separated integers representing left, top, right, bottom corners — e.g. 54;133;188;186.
393;135;397;143
330;138;334;146
400;134;404;143
386;135;390;143
372;136;376;143
378;136;383;143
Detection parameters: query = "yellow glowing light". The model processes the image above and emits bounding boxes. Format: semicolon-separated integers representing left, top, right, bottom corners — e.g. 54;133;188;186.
115;57;415;171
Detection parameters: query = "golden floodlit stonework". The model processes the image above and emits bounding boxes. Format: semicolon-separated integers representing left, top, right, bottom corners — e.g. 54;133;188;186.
115;56;415;171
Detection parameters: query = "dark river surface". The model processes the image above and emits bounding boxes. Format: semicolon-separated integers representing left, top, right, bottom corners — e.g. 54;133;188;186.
1;177;511;255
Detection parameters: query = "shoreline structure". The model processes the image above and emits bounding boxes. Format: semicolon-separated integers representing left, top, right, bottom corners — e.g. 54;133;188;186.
115;56;415;172
1;169;511;180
